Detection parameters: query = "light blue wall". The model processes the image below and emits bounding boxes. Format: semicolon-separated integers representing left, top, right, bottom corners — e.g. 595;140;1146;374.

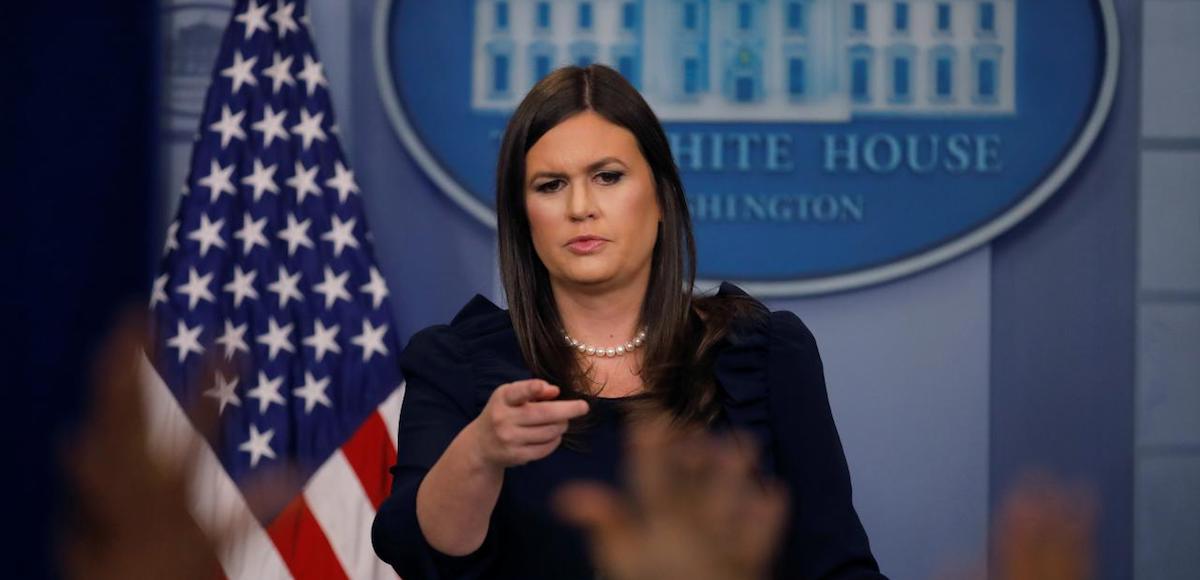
989;1;1138;578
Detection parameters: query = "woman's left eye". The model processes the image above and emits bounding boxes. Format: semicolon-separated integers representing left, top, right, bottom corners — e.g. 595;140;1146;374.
595;171;623;185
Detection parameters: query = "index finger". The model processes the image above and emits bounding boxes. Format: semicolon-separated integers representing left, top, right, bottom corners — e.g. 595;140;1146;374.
517;399;590;425
501;379;557;406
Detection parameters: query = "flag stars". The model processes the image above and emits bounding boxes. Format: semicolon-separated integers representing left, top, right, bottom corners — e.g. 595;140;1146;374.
252;104;289;148
204;372;241;416
198;159;236;203
239;424;277;468
303;320;341;362
153;24;403;479
291;109;327;151
278;214;315;256
222;265;259;307
234;0;270;40
209;105;247;149
241;159;280;202
247;371;285;414
268;266;303;308
325;161;360;203
352;319;389;362
257;317;295;361
220;50;258;93
271;1;300;38
298;54;329;97
149;3;407;490
150;273;169;309
262;52;295;94
176;267;216;311
361;267;390;309
166;320;205;363
234;212;269;255
163;220;180;255
187;214;227;257
215;320;250;360
320;215;359;257
294;371;333;414
313;267;352;310
286;161;321;203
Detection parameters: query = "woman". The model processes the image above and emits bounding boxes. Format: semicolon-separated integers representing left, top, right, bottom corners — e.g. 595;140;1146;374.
372;65;885;579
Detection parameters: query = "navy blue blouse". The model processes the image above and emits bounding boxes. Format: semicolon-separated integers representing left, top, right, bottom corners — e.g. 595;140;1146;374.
371;282;885;579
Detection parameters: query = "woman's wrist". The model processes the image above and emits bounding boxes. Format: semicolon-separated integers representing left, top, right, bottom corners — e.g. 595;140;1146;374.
458;420;505;475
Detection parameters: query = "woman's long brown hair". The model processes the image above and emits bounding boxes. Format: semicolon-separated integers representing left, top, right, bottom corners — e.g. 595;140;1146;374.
495;65;765;430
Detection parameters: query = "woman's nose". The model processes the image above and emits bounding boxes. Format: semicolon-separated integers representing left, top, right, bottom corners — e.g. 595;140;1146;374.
567;182;597;221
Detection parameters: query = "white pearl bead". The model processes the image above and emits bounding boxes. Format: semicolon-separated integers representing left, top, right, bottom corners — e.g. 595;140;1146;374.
563;328;648;357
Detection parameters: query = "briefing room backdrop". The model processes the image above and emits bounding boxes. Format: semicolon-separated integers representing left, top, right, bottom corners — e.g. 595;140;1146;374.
152;1;1197;578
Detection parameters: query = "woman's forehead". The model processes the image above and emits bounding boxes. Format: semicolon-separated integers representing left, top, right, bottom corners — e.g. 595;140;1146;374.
525;112;642;170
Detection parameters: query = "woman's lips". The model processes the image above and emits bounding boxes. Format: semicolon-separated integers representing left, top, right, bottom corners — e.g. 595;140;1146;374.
566;239;607;254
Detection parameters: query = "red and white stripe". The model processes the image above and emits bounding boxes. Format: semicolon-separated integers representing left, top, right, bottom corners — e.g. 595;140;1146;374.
140;354;406;580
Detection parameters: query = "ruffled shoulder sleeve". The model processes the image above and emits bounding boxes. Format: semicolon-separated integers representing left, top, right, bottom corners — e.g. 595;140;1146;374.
710;282;774;471
711;282;884;578
400;293;528;415
447;294;533;416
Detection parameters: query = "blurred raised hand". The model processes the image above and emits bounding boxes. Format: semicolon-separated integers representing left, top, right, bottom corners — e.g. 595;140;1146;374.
59;311;293;580
993;473;1096;580
933;472;1098;580
554;419;789;580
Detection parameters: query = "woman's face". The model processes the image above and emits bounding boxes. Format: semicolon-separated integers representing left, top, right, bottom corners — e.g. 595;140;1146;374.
524;110;662;294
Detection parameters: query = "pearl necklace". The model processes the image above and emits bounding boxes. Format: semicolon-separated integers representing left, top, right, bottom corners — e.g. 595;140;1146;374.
563;327;648;358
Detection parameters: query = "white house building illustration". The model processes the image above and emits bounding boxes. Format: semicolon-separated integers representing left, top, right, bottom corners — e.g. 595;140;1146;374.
471;0;1016;120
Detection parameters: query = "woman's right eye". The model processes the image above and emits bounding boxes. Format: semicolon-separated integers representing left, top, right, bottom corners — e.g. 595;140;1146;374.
535;180;563;193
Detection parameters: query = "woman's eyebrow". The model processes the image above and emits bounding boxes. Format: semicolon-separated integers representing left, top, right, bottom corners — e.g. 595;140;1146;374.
527;157;628;185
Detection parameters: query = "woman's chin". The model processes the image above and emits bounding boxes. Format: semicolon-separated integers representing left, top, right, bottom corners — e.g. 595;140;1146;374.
555;266;622;289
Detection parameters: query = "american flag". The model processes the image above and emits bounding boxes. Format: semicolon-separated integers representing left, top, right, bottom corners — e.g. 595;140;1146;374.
145;1;403;577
